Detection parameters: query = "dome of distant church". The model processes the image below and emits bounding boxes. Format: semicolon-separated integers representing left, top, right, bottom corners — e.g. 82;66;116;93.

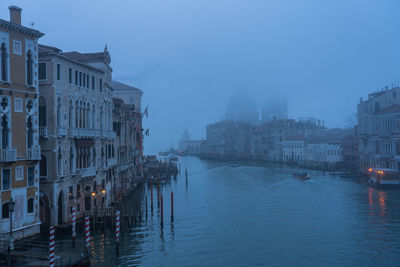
224;94;259;124
261;97;288;122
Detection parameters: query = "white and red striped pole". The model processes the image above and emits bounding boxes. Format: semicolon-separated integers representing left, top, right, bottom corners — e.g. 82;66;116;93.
49;225;55;267
85;216;90;253
115;210;120;253
72;207;76;242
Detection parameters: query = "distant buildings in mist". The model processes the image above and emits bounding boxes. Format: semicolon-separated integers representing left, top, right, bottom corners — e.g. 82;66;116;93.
223;95;288;125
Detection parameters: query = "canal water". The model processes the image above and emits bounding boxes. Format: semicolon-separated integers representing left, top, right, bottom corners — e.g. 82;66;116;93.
86;156;400;266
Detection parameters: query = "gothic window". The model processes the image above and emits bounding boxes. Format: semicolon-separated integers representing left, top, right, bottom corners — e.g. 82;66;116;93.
1;115;9;149
92;104;95;129
57;147;62;175
75;100;79;128
2;169;10;190
2;202;9;219
69;100;73;128
28;166;34;187
69;147;74;173
40;155;47;177
26;50;33;86
57;98;62;127
27;116;33;148
1;43;7;81
27;198;34;213
39;97;46;127
87;103;91;129
100;106;104;129
101;147;105;166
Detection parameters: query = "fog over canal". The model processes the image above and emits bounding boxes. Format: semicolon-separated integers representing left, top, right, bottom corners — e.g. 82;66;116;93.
84;157;400;266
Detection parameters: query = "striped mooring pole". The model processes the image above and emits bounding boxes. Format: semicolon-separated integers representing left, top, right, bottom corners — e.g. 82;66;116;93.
116;210;120;253
49;225;55;267
85;216;90;253
72;206;76;247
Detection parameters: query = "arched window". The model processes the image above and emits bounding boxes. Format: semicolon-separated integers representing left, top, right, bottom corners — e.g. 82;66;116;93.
69;147;74;173
100;106;104;129
101;147;104;166
79;101;82;128
92;104;95;129
92;147;96;167
1;43;7;81
87;103;91;129
1;115;9;149
39;97;46;127
40;155;47;177
75;100;79;128
26;50;33;85
57;148;62;175
2;202;9;219
57;98;62;127
27;116;33;148
68;100;73;128
27;198;34;213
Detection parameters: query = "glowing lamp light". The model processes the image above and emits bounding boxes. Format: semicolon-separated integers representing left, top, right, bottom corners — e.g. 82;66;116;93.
368;168;373;172
91;192;96;197
101;189;106;195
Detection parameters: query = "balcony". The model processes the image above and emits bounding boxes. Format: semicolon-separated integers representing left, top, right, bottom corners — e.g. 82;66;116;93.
57;127;67;136
77;167;97;178
27;148;41;160
0;148;17;162
68;128;78;137
39;127;48;138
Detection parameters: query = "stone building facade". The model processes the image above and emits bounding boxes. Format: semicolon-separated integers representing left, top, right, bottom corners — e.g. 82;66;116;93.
358;87;400;174
112;81;144;179
0;6;44;238
38;44;116;227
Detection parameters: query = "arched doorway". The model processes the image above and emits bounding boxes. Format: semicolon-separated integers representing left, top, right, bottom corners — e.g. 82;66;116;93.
84;186;91;211
57;191;64;225
39;192;51;226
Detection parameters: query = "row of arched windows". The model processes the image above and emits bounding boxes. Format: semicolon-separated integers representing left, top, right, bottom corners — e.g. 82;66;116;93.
0;42;35;86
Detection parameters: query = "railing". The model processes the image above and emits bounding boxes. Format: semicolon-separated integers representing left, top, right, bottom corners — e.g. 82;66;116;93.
68;128;78;137
77;167;96;178
39;126;48;138
27;148;41;160
57;127;67;136
100;130;117;139
0;148;17;162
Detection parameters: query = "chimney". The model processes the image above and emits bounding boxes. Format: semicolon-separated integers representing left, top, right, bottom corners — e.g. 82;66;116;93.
9;6;22;25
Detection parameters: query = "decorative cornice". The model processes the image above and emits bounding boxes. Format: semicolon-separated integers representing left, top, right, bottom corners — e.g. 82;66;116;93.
0;19;44;38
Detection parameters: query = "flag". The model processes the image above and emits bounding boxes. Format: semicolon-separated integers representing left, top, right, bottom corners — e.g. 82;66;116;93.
145;128;150;136
143;106;148;118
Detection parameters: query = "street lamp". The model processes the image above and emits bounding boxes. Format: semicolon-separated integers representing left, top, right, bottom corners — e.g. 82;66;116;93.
8;197;15;267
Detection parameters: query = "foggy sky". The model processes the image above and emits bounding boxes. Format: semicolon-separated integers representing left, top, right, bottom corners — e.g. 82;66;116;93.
1;0;400;154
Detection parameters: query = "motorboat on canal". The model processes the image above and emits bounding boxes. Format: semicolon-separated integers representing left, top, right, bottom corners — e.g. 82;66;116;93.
367;168;400;189
229;162;239;168
293;172;311;181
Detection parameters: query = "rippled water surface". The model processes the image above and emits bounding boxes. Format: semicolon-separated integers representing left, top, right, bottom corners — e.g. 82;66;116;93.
88;157;400;266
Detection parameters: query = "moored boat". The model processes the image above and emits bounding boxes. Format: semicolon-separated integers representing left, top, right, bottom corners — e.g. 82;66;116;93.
293;172;311;181
367;168;400;189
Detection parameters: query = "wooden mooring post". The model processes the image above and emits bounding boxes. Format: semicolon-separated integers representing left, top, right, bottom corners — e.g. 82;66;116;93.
185;168;188;187
160;195;164;227
171;192;174;222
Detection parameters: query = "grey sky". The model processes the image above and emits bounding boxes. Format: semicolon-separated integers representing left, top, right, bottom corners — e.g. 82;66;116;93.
2;0;399;153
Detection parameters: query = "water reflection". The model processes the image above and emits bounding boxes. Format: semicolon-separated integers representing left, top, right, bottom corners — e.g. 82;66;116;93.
58;157;400;266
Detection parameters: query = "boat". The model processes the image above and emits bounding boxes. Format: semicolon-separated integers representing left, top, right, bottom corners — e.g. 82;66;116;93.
366;168;400;189
229;162;239;168
293;172;311;181
169;155;179;161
